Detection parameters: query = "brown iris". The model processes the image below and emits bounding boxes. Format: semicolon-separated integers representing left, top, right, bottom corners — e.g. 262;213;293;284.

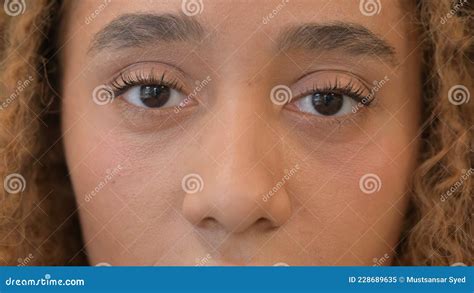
140;85;171;108
311;92;344;115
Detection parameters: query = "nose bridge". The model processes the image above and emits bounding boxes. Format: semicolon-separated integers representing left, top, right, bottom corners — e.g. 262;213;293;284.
219;104;265;170
181;92;291;233
205;85;272;170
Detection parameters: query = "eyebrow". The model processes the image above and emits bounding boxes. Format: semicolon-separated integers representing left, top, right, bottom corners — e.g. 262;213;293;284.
88;13;204;54
89;14;396;65
277;22;397;64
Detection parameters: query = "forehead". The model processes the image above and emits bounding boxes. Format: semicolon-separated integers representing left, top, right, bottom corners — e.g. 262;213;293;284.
59;0;419;83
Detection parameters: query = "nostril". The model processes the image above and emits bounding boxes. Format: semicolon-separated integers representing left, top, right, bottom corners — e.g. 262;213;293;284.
255;217;277;230
255;217;267;224
199;217;219;229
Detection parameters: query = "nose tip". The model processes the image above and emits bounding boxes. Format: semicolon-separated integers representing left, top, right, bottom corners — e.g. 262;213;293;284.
181;171;292;233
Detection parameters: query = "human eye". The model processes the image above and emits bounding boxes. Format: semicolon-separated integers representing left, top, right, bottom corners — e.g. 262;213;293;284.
108;65;193;110
286;72;374;117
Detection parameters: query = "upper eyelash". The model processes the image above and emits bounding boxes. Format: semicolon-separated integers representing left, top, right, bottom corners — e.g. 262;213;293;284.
109;70;183;97
108;72;374;108
304;78;374;106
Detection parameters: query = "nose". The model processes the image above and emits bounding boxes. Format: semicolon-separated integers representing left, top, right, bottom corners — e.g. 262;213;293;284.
181;98;292;233
182;166;292;233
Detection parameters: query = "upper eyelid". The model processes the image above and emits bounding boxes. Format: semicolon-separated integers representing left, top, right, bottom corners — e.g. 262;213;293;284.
111;70;180;87
104;61;188;85
291;77;372;101
294;69;373;89
106;68;187;96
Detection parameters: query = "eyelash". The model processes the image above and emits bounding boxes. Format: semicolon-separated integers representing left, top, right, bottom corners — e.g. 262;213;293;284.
299;78;373;106
109;70;183;97
108;71;374;110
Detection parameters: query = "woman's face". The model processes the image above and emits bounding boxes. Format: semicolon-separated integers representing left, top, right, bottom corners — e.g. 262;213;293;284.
61;0;421;266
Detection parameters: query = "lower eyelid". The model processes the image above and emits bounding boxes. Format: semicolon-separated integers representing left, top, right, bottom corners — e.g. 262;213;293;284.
283;101;375;134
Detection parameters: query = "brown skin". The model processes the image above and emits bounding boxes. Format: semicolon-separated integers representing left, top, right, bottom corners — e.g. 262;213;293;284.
60;0;421;265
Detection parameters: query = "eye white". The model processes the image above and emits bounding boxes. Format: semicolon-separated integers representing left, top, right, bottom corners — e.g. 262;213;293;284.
295;94;358;116
122;86;187;109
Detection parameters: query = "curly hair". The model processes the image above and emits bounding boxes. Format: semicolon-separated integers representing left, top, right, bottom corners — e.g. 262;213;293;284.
0;0;472;266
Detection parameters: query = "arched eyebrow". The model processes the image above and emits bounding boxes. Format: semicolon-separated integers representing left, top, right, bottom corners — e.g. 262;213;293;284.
277;22;398;65
88;13;205;54
88;13;397;65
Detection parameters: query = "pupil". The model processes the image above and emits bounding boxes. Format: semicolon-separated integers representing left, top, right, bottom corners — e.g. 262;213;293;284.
140;85;171;108
311;92;343;115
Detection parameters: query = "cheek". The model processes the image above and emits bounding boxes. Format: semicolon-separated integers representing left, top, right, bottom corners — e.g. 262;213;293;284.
283;119;418;264
63;115;204;265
